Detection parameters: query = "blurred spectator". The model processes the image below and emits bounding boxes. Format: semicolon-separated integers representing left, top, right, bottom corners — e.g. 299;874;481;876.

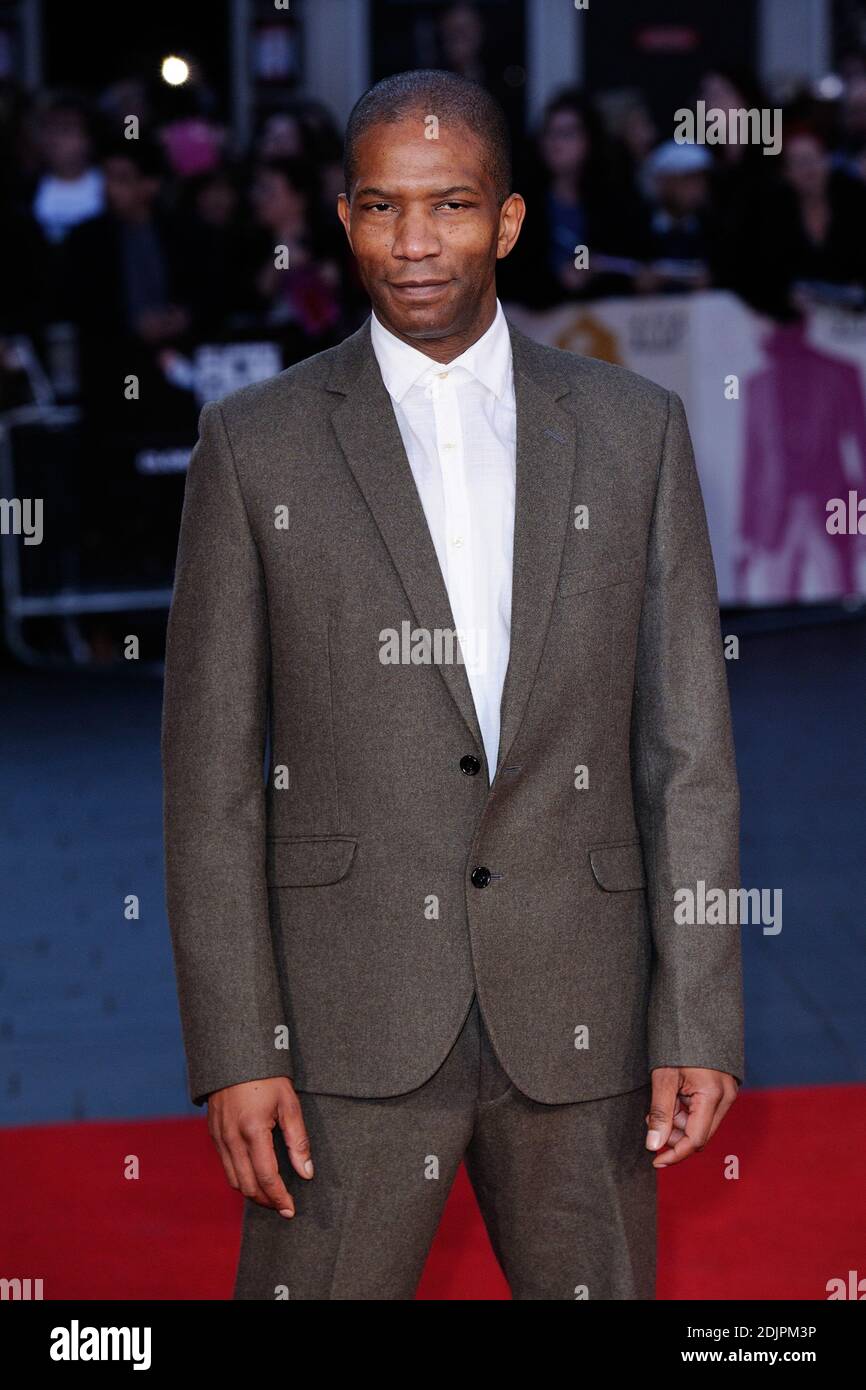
636;141;717;294
437;2;524;146
439;2;486;84
159;115;227;180
30;96;105;245
256;109;306;159
618;97;658;169
697;65;771;205
255;98;345;207
292;98;346;207
731;124;866;319
501;87;645;307
247;155;344;342
59;133;193;425
96;75;153;135
600;90;659;196
173;163;256;336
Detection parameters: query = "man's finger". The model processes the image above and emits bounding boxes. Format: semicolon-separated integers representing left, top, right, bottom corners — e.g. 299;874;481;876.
646;1070;680;1153
226;1133;292;1214
225;1140;273;1206
703;1081;738;1144
247;1127;297;1215
646;1099;686;1138
652;1089;720;1168
279;1099;315;1181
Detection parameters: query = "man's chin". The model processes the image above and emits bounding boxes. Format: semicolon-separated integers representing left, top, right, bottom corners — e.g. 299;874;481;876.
377;303;460;341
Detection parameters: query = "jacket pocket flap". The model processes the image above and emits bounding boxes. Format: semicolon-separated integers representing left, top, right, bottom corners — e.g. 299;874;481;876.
558;551;644;597
266;835;357;886
589;841;647;891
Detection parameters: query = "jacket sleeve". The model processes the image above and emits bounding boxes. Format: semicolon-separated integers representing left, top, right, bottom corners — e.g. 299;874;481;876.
161;399;292;1106
630;389;745;1084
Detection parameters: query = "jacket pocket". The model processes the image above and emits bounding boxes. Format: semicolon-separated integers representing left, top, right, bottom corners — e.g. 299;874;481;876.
266;834;357;886
558;551;644;597
589;840;647;891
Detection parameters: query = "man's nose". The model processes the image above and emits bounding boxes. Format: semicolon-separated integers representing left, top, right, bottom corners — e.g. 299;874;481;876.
390;210;441;261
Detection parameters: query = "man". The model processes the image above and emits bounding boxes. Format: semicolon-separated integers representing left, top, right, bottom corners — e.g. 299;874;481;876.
162;70;743;1301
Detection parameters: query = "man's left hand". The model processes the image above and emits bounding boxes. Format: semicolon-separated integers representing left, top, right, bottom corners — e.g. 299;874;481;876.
645;1068;739;1167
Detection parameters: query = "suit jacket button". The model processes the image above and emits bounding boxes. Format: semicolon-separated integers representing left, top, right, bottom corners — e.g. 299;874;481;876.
460;754;481;776
471;865;491;888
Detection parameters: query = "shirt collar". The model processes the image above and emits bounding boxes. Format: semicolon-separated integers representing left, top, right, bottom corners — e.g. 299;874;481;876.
370;298;513;405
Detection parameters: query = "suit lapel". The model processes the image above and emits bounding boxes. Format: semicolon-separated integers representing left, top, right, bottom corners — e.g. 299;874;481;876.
326;315;580;782
328;323;484;751
495;325;578;778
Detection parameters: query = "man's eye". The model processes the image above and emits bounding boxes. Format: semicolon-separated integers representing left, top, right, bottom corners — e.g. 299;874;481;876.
438;202;469;211
367;203;393;212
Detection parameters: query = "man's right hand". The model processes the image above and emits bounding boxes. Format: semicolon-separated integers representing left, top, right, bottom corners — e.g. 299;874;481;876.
207;1077;312;1219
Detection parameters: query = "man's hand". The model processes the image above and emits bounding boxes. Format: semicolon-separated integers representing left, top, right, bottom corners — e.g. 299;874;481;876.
207;1077;313;1218
645;1067;738;1168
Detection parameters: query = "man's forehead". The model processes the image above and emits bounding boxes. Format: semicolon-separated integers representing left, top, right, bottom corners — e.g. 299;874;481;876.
352;122;490;188
357;117;485;160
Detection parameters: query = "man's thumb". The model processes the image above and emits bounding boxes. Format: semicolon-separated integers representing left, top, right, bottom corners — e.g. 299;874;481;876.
646;1069;679;1152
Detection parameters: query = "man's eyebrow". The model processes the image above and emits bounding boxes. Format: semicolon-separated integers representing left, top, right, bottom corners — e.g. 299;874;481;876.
355;184;482;199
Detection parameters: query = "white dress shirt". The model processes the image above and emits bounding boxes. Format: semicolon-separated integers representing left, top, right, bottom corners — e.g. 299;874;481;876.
370;299;517;781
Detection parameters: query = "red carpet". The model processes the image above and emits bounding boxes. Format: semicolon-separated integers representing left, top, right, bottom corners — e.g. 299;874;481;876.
1;1084;862;1300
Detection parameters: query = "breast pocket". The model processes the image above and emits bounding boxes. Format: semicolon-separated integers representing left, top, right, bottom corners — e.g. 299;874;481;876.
558;552;645;598
265;834;357;886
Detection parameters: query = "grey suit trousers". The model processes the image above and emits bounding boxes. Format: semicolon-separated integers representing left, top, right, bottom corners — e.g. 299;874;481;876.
233;994;656;1300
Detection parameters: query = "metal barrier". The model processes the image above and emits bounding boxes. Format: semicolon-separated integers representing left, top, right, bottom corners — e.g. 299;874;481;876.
0;403;180;670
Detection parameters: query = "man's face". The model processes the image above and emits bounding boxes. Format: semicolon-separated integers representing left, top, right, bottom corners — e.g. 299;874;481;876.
337;112;524;347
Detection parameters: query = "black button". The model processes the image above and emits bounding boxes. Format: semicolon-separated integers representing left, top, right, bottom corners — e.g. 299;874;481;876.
460;754;481;776
471;865;491;889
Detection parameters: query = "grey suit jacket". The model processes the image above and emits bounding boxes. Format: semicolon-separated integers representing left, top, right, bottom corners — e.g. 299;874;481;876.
161;314;744;1108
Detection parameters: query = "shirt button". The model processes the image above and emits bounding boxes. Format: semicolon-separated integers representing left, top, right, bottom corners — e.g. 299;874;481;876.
451;534;464;547
471;865;492;889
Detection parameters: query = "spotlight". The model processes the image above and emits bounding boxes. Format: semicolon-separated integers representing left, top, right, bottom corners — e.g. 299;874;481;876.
161;55;190;87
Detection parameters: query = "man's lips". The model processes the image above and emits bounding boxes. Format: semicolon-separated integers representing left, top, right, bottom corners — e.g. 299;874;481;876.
387;279;452;300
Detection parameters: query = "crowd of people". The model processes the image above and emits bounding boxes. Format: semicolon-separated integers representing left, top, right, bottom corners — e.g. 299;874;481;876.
3;27;866;608
499;66;866;317
3;59;866;413
0;86;361;421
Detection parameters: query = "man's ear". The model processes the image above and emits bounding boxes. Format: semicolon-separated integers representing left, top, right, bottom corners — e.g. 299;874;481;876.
496;192;526;260
337;192;353;249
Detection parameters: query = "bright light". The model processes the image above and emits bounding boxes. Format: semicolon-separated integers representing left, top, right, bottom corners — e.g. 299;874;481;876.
816;73;844;101
161;55;190;86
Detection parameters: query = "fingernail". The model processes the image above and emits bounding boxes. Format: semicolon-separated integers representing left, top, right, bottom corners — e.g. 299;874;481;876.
279;1208;294;1219
646;1130;662;1150
304;1160;314;1177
